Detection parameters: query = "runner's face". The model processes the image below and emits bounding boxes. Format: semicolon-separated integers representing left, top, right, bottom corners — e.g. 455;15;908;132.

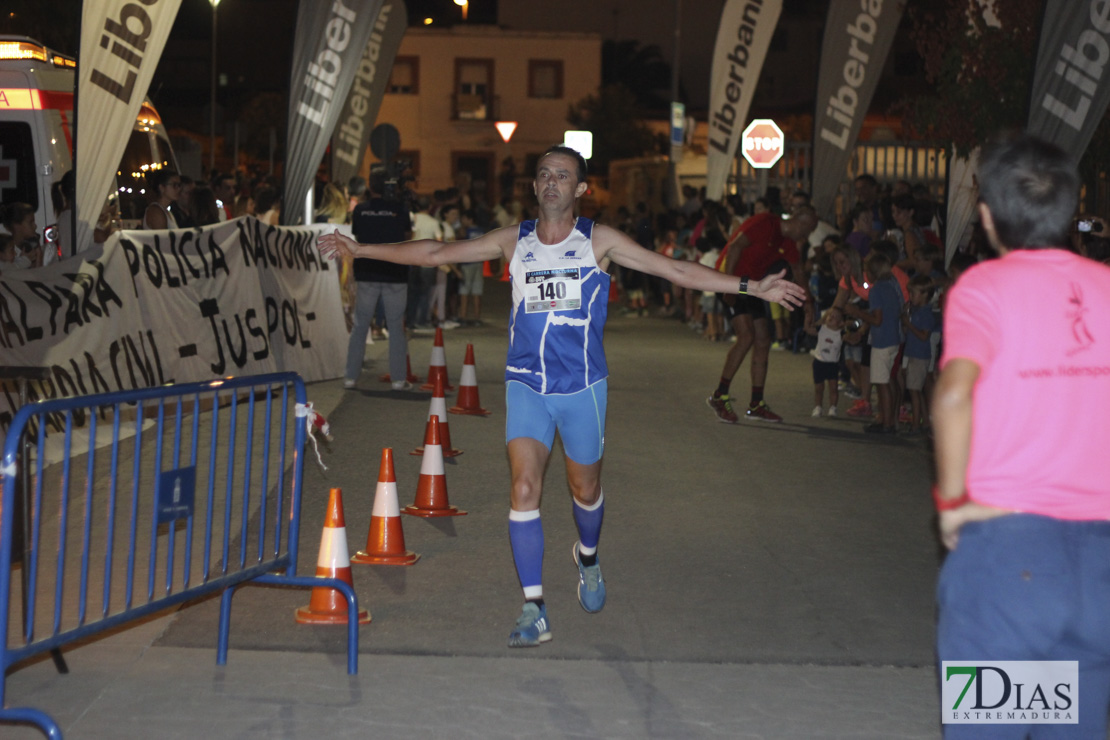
534;154;585;209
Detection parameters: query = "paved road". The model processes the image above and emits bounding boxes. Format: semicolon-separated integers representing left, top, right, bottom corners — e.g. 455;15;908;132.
6;280;944;739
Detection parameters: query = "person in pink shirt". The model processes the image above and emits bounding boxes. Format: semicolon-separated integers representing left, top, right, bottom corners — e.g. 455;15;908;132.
933;134;1110;738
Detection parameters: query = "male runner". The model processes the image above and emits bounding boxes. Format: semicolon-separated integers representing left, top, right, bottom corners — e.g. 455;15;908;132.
707;204;816;423
318;145;806;647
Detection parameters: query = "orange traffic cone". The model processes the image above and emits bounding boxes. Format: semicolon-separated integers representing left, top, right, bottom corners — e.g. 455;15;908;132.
352;449;420;566
411;373;463;457
500;261;510;281
379;354;421;384
403;416;467;517
449;343;491;416
295;488;371;624
420;327;454;392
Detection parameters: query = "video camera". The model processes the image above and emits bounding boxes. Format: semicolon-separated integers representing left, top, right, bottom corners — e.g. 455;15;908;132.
381;159;415;209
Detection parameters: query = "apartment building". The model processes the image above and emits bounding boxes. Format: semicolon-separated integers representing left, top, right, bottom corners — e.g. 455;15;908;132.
375;24;601;205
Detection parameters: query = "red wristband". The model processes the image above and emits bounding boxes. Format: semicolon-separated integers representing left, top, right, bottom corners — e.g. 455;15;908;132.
933;485;969;511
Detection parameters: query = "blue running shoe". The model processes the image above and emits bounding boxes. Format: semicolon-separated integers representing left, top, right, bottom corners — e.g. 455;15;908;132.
507;602;551;647
573;542;606;613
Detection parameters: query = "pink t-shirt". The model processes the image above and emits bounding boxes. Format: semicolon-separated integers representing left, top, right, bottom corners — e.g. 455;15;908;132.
941;249;1110;519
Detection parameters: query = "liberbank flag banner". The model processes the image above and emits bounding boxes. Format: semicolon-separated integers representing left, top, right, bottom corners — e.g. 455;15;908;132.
284;0;385;225
330;0;408;189
810;0;905;221
705;0;782;201
0;219;347;433
76;0;183;252
1027;0;1110;163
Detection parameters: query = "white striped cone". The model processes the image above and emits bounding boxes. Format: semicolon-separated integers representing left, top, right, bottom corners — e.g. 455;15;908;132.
411;373;462;457
420;327;454;391
295;487;371;624
449;343;490;416
352;449;419;565
404;417;466;517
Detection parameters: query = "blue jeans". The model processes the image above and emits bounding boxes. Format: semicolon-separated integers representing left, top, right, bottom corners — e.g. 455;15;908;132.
346;281;407;383
937;514;1110;738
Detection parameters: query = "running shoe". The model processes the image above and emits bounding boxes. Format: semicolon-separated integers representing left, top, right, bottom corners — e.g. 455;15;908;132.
343;379;356;389
745;401;783;423
573;542;606;613
706;394;740;424
863;423;896;435
846;400;872;417
391;380;413;391
827;406;838;417
507;602;551;647
811;405;822;417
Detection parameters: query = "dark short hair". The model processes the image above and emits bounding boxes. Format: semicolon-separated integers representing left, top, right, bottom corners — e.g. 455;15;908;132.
855;173;878;188
368;167;388;195
1;202;34;230
891;193;916;213
870;238;899;265
909;273;935;299
148;169;179;192
978;133;1079;249
539;145;588;183
865;249;892;275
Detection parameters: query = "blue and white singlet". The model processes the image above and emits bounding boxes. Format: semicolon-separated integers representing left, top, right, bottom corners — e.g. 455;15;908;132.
505;218;610;395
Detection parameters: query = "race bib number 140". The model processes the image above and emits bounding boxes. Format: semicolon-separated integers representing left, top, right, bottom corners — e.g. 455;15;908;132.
525;268;582;313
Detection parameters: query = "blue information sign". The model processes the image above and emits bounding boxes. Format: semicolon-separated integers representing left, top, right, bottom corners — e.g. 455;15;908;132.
157;467;196;524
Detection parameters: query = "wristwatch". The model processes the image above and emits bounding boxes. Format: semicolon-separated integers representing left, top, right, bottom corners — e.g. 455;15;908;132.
738;276;749;295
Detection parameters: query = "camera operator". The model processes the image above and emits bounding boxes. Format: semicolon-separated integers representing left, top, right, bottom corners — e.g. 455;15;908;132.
343;167;414;391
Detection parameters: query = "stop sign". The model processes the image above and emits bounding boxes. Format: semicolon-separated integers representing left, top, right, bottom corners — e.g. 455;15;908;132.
741;119;785;169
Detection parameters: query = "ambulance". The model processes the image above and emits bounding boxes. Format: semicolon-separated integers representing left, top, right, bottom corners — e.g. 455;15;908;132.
0;35;178;260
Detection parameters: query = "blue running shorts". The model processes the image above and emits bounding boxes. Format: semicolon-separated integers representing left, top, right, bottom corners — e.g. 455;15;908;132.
505;379;607;465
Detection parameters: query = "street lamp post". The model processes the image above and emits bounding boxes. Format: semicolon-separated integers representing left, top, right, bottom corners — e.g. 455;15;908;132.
209;0;221;176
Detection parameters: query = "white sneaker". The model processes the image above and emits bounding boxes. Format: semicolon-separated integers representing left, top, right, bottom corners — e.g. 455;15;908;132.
440;320;461;330
391;380;413;391
343;379;356;389
811;405;822;417
827;406;838;417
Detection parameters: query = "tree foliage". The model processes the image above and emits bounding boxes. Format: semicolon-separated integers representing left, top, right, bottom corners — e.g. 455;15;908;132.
1;0;80;54
601;40;673;112
567;84;659;177
895;0;1041;158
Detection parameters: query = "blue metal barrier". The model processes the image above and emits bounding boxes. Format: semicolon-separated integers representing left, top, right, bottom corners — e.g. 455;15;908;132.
0;373;361;739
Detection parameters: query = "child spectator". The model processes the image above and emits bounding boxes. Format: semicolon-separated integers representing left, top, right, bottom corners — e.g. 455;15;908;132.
457;209;485;325
901;275;937;434
807;306;844;417
847;250;902;434
698;244;722;341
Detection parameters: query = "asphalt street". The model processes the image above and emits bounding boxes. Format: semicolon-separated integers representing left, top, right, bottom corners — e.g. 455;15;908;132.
5;279;945;739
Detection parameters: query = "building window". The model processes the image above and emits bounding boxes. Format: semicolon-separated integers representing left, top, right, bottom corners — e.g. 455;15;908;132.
388;57;419;94
528;60;563;99
455;58;494;120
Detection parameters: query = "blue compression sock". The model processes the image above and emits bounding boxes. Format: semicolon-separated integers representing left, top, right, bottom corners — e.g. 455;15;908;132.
572;491;604;557
509;509;544;600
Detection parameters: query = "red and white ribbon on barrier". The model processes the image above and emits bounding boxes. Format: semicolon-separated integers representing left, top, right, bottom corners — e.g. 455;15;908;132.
296;401;333;472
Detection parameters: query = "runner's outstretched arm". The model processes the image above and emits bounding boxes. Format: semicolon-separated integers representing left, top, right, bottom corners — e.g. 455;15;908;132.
592;223;806;309
318;226;514;267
